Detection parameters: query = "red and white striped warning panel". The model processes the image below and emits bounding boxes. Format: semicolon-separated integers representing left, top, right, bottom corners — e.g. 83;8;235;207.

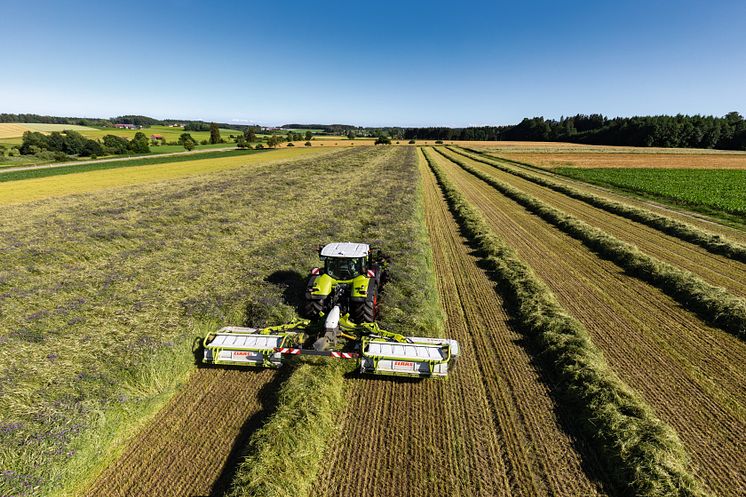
275;347;302;355
330;351;359;359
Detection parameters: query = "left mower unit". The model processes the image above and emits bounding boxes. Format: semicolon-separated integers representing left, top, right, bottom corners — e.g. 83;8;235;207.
202;242;460;378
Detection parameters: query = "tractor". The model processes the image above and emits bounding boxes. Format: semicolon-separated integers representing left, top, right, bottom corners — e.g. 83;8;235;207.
303;242;386;323
202;242;459;378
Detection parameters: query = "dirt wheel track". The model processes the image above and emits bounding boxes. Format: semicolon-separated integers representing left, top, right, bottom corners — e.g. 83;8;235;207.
311;151;609;497
87;368;279;497
480;150;746;243
442;149;746;297
431;149;746;496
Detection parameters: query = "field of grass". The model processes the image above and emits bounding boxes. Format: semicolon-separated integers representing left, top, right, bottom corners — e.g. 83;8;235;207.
0;123;97;139
0;146;386;496
0;148;330;205
555;167;746;217
2;138;745;497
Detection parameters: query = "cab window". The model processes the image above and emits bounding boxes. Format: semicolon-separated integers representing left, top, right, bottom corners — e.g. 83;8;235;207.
325;257;363;280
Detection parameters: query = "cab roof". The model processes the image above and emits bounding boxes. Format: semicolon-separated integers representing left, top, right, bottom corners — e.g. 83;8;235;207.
320;242;369;258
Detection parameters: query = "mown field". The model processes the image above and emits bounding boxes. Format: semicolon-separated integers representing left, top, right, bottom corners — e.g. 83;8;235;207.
1;140;744;497
0;148;329;205
489;151;746;169
0;123;96;139
428;147;746;496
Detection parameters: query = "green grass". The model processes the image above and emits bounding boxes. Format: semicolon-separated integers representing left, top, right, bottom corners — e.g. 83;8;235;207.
226;146;444;497
422;147;707;497
0;146;406;496
554;167;746;219
0;148;265;183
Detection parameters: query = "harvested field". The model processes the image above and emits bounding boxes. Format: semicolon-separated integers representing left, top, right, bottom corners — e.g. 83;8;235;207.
441;148;746;299
0;123;96;138
312;149;609;497
429;148;746;496
473;152;746;243
471;141;746;155
86;368;281;497
494;151;746;169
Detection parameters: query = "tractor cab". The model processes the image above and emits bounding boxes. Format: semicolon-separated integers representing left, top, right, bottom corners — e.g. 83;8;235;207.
320;242;369;281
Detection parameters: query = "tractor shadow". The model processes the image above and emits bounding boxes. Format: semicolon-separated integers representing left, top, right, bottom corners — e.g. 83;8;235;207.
265;269;307;314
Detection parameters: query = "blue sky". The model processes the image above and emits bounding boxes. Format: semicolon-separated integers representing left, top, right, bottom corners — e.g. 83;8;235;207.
1;0;744;126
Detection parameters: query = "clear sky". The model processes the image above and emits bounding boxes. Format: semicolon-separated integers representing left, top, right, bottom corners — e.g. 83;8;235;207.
1;0;744;127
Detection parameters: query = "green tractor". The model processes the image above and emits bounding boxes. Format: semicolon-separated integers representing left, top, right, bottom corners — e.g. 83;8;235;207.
202;242;460;378
303;242;386;323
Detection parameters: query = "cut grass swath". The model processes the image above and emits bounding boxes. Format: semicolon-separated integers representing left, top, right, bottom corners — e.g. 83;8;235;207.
435;147;746;339
226;147;443;497
449;147;746;263
225;361;346;497
422;147;707;497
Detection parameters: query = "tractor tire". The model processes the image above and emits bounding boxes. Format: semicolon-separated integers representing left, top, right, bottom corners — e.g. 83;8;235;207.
351;286;378;323
303;297;324;318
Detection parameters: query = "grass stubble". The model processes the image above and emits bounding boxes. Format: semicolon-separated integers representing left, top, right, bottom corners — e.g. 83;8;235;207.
435;148;746;339
422;148;708;497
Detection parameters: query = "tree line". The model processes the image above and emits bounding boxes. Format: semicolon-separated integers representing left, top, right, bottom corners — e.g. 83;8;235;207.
0;113;245;132
401;112;746;150
18;130;151;160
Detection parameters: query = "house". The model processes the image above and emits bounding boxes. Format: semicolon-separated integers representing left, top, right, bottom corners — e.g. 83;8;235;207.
150;134;164;143
114;123;138;129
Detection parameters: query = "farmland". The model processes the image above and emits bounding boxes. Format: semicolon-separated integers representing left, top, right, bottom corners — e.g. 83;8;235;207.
486;151;746;169
426;147;746;496
0;142;745;497
0;123;96;140
0;148;329;205
0;123;240;144
554;167;746;217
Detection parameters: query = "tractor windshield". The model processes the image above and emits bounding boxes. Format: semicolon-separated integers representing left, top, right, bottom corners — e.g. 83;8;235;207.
325;257;363;280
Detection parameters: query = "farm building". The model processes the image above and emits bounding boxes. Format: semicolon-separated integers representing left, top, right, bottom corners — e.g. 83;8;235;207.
114;123;138;129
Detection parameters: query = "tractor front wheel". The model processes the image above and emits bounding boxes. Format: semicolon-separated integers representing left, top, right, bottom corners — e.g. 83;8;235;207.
352;286;378;323
303;297;324;318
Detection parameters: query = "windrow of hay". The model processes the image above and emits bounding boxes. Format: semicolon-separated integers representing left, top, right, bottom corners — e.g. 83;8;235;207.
225;360;347;497
450;147;746;262
422;148;707;497
226;147;444;497
434;148;746;339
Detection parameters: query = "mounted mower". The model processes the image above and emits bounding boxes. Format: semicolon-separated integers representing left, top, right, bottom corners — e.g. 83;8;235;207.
202;242;460;378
